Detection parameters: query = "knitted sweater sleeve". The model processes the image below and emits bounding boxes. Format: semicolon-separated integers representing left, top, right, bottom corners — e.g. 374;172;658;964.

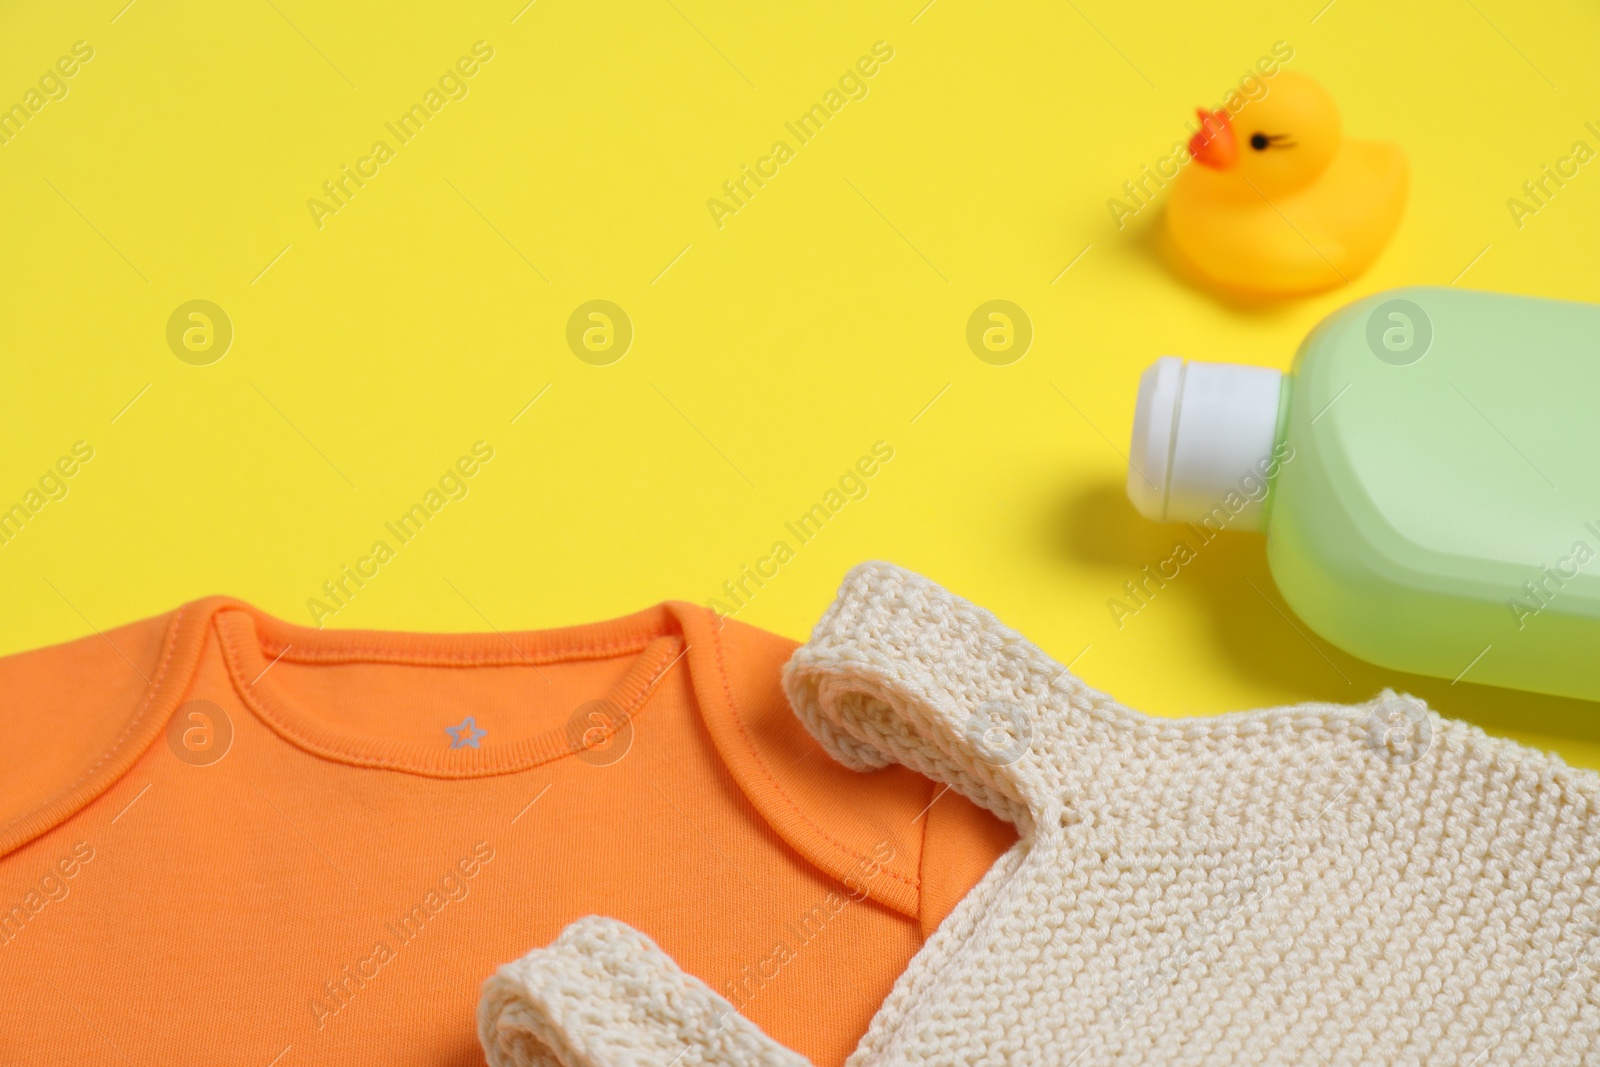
479;915;812;1067
781;561;1072;835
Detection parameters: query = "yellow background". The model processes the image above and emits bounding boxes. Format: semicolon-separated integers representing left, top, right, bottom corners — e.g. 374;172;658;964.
2;0;1598;767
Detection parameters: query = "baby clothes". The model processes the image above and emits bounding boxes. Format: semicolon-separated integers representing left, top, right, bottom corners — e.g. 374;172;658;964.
479;562;1600;1066
0;595;1011;1066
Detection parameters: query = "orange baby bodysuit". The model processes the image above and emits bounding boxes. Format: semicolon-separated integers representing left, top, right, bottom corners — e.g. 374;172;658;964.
0;598;1015;1066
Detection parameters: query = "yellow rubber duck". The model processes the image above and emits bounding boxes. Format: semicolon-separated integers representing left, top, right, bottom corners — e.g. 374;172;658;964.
1166;71;1407;297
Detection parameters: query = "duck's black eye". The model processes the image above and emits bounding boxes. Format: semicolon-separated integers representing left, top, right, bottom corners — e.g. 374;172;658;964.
1250;132;1269;151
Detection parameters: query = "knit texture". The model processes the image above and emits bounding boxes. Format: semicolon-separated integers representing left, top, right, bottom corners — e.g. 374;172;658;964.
480;563;1600;1066
479;916;810;1067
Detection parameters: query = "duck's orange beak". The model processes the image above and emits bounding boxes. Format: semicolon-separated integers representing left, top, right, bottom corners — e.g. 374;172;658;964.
1188;108;1236;170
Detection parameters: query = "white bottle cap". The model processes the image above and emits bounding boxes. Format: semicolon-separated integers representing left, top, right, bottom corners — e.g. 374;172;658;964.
1126;357;1284;531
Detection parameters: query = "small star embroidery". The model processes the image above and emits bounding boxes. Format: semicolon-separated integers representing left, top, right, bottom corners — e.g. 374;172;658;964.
446;716;486;749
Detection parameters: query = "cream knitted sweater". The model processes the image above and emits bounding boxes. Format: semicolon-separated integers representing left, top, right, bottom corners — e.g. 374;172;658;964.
480;563;1600;1066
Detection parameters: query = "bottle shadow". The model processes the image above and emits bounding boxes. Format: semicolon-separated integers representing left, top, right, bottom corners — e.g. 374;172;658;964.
1055;478;1600;750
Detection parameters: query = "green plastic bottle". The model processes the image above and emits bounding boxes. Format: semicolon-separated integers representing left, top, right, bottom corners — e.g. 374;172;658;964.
1126;286;1600;702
